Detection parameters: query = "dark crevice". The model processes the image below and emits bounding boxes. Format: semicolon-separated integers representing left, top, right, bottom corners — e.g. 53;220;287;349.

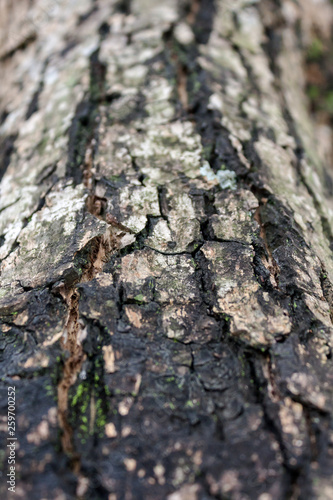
60;39;79;57
65;99;94;184
191;0;216;45
89;49;107;103
194;249;218;311
65;49;106;185
0;195;21;214
36;162;58;185
0;108;9;125
231;40;261;100
0;33;37;62
25;59;48;120
143;244;202;258
157;186;170;220
77;5;98;25
320;263;333;323
0;133;18;183
21;184;55;230
0;240;20;264
262;25;283;79
115;0;132;15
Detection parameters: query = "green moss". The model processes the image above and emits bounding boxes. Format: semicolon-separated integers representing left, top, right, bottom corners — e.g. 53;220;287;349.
44;383;55;397
95;398;107;432
69;368;110;439
37;136;49;155
324;91;333;113
307;85;320;100
307;38;324;60
185;400;194;408
202;143;213;161
134;294;145;304
66;75;80;88
71;383;86;406
108;175;121;182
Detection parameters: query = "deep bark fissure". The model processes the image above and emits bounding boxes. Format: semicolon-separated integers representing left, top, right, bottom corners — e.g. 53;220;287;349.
0;132;17;183
25;58;48;120
55;43;115;479
320;264;333;324
0;32;37;62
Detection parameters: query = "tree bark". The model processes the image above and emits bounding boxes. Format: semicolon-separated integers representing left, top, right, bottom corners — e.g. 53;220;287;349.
1;0;333;499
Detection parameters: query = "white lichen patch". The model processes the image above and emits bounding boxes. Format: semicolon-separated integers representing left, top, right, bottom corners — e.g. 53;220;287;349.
216;168;237;190
200;161;218;183
200;162;237;190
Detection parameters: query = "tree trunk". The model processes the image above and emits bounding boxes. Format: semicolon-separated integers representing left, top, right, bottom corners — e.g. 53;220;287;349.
1;0;333;498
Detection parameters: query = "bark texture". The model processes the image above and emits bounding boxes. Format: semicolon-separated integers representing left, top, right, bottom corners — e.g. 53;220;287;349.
1;1;333;499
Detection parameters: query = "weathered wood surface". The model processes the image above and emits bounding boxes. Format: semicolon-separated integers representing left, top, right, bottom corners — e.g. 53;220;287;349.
0;0;333;498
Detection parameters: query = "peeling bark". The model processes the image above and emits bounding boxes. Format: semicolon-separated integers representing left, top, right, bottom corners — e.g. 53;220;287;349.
0;1;333;499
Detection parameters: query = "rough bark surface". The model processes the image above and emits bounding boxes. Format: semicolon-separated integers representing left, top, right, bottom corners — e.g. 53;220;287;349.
0;1;333;499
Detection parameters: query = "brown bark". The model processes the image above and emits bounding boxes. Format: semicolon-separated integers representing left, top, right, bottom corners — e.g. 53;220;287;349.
0;1;333;499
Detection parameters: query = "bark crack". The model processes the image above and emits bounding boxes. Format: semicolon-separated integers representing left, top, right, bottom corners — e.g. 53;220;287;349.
55;39;124;483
